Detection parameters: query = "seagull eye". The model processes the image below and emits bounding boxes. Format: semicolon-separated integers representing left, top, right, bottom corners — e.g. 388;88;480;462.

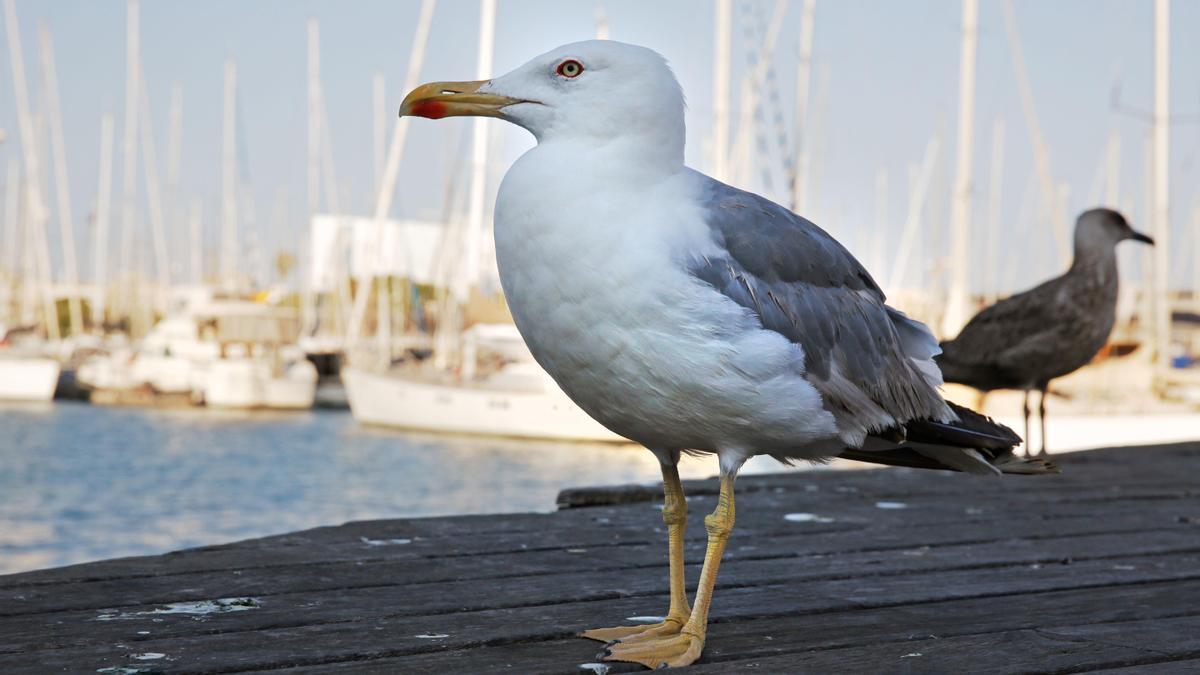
556;59;584;78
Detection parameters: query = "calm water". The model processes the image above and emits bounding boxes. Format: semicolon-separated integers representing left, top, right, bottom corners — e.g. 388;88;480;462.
0;402;799;575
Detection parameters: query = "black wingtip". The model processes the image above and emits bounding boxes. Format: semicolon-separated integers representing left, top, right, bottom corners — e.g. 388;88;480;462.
903;401;1021;451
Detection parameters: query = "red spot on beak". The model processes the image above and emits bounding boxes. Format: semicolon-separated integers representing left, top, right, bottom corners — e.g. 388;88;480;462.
411;100;448;119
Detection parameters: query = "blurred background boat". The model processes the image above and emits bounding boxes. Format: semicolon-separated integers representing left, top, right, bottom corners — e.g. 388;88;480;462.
77;288;317;409
342;323;623;441
0;331;59;401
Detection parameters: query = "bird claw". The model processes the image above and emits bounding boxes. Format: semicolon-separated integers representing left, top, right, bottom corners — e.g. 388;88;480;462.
601;631;704;669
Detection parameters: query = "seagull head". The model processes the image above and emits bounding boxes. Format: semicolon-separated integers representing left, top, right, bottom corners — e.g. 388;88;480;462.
1074;208;1154;254
400;40;685;154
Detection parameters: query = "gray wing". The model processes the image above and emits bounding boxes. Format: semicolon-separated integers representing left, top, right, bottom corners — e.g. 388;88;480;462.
688;176;952;442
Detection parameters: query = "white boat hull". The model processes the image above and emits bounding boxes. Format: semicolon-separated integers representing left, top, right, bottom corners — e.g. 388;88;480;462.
0;357;61;402
342;366;626;442
204;359;317;410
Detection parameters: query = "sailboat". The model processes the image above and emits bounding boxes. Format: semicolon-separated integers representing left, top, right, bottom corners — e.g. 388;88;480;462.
0;326;60;402
342;325;622;442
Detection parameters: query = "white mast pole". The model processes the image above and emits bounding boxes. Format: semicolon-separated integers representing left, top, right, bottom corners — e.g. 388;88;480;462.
307;18;320;217
372;72;385;199
302;19;318;340
118;0;139;313
189;199;202;284
459;0;496;305
346;0;437;346
942;0;978;338
985;118;1005;304
38;24;83;335
32;110;59;342
303;19;321;349
887;135;941;292
93;113;114;325
3;0;59;341
594;2;610;40
1151;0;1171;374
1141;128;1153;324
711;0;731;182
4;159;17;288
138;65;171;294
221;58;238;290
167;83;183;281
807;65;830;224
4;158;18;327
789;0;816;213
729;0;786;192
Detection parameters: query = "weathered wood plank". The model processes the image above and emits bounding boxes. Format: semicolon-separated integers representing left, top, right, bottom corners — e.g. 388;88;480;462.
265;578;1200;673
4;548;1198;671
2;500;1192;618
1;443;1197;674
3;526;1194;655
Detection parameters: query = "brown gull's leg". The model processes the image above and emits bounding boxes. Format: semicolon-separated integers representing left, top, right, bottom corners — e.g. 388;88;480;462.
1038;385;1049;456
1022;390;1032;458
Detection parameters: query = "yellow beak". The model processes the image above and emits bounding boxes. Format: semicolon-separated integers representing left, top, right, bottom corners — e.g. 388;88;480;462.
398;80;525;119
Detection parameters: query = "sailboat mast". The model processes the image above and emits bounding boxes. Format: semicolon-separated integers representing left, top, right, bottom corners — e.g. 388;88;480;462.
118;0;139;317
372;73;385;199
887;135;941;292
221;58;238;290
711;0;731;182
594;2;609;39
38;24;83;335
138;64;172;294
167;84;183;281
307;18;320;218
3;0;59;340
458;0;496;305
1151;0;1171;374
985;118;1005;305
93;113;115;325
189;199;202;284
942;0;978;338
789;0;816;213
3;159;16;291
345;0;437;347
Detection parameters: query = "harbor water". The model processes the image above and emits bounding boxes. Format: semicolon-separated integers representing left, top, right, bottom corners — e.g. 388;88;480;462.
0;402;799;575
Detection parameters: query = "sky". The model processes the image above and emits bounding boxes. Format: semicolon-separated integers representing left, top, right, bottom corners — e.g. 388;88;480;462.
1;0;1198;294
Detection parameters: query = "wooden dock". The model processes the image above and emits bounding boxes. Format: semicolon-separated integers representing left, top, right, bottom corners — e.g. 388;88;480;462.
2;443;1199;673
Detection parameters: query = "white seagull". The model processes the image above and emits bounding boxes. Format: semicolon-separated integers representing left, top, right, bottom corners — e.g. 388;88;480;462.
401;40;1055;670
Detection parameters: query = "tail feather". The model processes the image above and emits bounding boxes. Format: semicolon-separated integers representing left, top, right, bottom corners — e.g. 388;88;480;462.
839;401;1058;475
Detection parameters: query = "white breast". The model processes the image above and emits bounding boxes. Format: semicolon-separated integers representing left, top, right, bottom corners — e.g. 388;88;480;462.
492;144;838;455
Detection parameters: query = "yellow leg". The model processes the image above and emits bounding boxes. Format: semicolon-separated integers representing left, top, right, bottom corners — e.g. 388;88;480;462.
603;471;736;669
581;459;691;643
